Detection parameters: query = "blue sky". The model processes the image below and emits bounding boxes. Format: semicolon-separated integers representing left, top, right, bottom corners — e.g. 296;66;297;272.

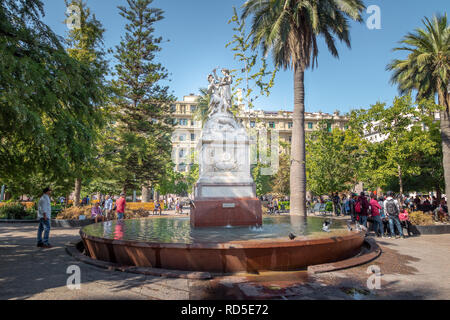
40;0;448;113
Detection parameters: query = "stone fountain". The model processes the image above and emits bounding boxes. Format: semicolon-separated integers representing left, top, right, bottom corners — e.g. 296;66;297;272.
78;68;367;274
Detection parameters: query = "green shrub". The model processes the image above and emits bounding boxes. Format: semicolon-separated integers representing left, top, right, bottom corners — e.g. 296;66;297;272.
279;201;290;210
0;203;27;219
24;208;37;220
409;211;434;226
325;202;333;212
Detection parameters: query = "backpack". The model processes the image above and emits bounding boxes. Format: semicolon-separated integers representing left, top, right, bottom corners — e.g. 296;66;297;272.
385;199;399;216
355;201;361;213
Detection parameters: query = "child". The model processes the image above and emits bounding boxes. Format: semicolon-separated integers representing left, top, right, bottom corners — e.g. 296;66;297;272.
399;206;413;237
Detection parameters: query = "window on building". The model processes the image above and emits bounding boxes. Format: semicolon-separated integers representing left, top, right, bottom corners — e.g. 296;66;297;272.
179;134;186;142
269;122;275;129
181;106;186;114
191;133;195;141
179;119;188;126
191;120;195;126
190;105;197;112
178;163;186;172
179;148;186;158
250;121;256;128
288;122;293;129
288;136;292;143
308;122;313;129
327;123;332;132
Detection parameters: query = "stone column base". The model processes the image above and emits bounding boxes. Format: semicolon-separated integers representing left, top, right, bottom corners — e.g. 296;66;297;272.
190;198;262;228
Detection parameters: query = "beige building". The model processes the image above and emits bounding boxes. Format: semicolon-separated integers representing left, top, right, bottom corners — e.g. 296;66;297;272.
171;94;349;172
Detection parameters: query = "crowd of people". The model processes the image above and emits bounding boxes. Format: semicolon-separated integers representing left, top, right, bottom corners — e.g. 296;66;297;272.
324;191;449;239
260;196;289;214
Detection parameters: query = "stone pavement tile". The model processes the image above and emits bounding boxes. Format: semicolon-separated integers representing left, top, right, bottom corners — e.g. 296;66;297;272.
139;282;190;300
2;224;450;300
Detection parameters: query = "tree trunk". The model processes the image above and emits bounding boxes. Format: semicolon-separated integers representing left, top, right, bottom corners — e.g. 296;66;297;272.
398;164;403;196
141;186;151;203
74;178;82;207
290;67;307;216
438;88;450;201
436;184;442;202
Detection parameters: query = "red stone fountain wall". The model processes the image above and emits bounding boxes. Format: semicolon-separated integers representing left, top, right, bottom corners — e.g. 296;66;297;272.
190;197;263;227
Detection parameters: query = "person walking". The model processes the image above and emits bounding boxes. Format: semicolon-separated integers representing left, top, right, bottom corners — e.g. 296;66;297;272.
370;193;384;238
104;195;113;220
168;197;173;210
384;191;404;239
349;194;357;223
116;193;126;220
356;192;370;227
399;206;413;237
332;192;341;216
37;187;52;248
177;198;183;214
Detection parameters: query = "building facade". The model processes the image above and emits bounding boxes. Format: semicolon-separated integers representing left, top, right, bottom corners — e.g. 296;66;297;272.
171;95;350;172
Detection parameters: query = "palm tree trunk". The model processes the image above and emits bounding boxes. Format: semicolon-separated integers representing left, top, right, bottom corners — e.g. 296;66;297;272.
438;88;450;201
290;67;307;216
74;178;82;207
440;110;450;200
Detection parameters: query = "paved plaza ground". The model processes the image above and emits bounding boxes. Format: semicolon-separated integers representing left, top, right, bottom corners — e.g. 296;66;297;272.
1;216;449;300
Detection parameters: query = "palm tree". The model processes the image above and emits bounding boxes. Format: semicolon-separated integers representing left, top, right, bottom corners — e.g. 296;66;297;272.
387;14;450;200
193;88;211;126
242;0;365;216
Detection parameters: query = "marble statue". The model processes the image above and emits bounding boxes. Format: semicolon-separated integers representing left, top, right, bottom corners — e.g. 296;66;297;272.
195;68;256;199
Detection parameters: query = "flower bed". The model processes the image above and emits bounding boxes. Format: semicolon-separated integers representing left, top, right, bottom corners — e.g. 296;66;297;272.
0;203;36;220
0;201;35;209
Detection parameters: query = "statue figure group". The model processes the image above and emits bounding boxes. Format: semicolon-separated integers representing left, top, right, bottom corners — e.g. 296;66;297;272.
207;68;232;116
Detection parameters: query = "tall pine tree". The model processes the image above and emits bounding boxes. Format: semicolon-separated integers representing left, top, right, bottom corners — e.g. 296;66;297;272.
111;0;174;195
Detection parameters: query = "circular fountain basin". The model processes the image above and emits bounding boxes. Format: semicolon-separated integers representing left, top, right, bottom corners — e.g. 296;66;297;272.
80;216;365;273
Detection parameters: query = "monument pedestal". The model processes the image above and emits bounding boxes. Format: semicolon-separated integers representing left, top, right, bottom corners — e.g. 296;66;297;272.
191;197;262;228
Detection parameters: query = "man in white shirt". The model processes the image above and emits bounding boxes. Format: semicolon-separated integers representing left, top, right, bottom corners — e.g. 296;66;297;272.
37;187;52;248
104;195;114;220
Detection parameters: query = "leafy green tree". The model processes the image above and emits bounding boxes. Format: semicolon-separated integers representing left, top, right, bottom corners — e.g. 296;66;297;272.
64;0;110;206
252;163;273;197
226;6;277;110
270;153;290;197
350;97;441;194
387;14;450;200
155;163;188;197
111;0;174;194
242;0;365;216
0;0;106;197
192;87;210;126
306;121;365;196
